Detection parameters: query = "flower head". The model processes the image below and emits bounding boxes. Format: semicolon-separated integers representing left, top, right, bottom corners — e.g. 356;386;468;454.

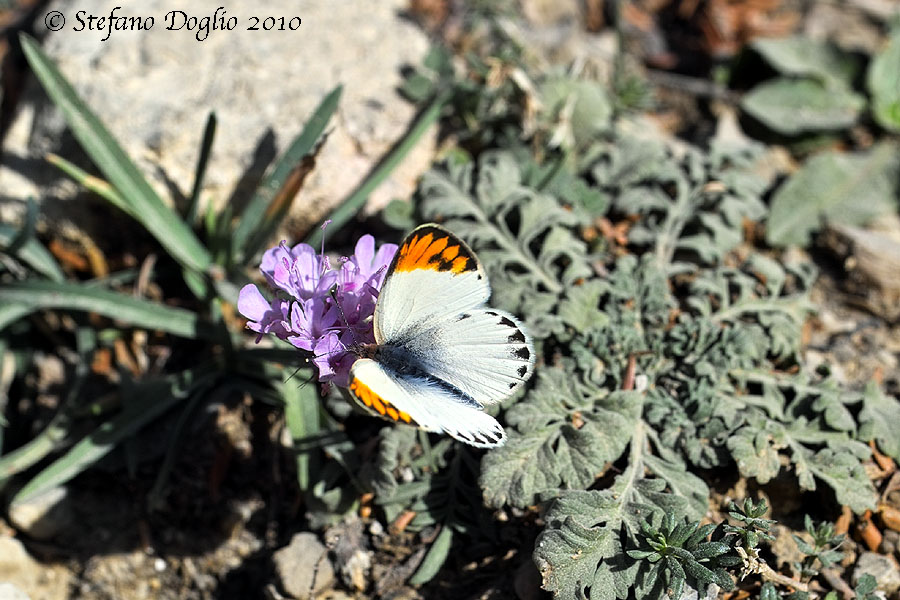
238;234;397;387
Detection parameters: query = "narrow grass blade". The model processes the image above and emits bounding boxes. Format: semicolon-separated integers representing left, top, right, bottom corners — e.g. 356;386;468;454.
3;196;38;256
10;366;218;504
233;85;342;264
281;369;320;491
0;224;64;282
186;112;217;224
0;303;35;329
0;280;219;340
240;139;327;265
305;90;449;248
19;34;211;273
45;153;130;216
409;525;454;584
0;413;69;483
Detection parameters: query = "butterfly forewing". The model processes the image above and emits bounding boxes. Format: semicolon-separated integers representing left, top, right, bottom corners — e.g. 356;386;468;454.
375;225;489;344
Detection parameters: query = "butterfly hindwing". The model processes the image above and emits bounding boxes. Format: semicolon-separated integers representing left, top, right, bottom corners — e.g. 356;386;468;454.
414;308;534;406
348;358;507;448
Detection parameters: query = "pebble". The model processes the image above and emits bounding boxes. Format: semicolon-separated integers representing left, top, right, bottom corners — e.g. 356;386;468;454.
854;552;900;593
273;532;335;600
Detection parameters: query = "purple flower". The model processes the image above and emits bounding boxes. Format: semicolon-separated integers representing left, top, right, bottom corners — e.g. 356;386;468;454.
238;234;397;387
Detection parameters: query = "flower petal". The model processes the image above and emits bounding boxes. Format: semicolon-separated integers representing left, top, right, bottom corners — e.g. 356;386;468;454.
237;284;271;322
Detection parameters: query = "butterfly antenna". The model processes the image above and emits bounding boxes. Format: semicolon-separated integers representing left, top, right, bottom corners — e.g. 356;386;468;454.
286;363;315;388
329;286;362;348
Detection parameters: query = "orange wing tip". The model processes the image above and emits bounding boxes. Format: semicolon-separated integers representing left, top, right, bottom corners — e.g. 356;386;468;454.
394;231;477;275
349;377;414;424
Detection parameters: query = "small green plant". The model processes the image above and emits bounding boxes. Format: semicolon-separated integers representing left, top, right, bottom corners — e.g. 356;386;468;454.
792;515;846;581
723;498;776;551
627;514;733;598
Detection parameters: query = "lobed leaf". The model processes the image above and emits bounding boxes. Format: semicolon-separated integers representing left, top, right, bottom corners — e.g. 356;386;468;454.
766;143;900;246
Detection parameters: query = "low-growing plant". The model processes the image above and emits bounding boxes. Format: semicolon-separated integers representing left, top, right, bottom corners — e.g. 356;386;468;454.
362;46;900;595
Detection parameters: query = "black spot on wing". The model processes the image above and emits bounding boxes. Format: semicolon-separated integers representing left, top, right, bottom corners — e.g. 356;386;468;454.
457;313;471;321
517;365;528;377
499;316;516;328
507;330;526;343
514;347;530;360
508;381;517;389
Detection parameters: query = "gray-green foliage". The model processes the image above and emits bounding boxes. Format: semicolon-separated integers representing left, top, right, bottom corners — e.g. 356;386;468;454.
370;125;898;597
741;36;865;135
867;26;900;133
766;143;900;247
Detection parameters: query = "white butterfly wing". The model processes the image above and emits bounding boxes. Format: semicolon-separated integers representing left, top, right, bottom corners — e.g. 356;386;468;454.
348;358;506;448
409;308;534;406
374;224;489;344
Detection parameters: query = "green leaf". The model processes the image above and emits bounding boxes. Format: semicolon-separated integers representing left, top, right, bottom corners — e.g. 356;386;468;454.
282;369;321;492
540;76;612;149
45;153;130;216
767;143;900;246
741;77;865;135
0;224;64;282
0;280;219;340
11;365;218;503
799;447;875;513
751;36;860;86
19;34;211;273
535;463;696;600
558;280;609;332
858;382;900;460
232;85;342;263
409;526;454;585
186;112;218;223
480;369;640;508
867;29;900;133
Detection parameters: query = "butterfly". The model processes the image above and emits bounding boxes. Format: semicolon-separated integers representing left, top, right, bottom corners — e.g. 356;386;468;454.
347;224;535;447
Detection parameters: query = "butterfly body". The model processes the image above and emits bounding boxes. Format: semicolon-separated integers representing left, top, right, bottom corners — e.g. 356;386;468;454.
347;224;534;447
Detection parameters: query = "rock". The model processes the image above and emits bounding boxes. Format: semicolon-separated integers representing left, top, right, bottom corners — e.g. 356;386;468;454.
854;552;900;593
0;535;70;600
273;532;335;600
1;0;434;241
0;583;31;600
823;223;900;320
7;486;74;540
880;528;900;557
